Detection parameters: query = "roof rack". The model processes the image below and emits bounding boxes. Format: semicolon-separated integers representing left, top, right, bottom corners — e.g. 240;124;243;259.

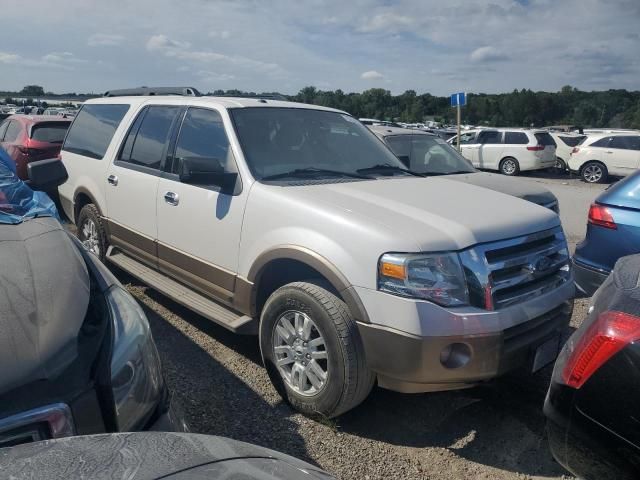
103;87;201;97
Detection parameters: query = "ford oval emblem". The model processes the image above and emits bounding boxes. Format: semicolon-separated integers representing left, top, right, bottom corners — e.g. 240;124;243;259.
526;256;553;274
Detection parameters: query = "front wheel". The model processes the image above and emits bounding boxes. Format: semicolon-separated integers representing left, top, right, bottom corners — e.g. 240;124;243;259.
499;157;520;176
259;281;374;418
77;204;108;261
581;161;608;183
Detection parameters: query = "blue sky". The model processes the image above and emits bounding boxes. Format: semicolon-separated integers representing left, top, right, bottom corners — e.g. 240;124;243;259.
0;0;638;95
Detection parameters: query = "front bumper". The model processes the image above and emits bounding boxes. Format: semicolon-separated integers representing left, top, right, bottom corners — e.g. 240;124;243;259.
146;388;189;433
573;258;609;297
356;282;574;393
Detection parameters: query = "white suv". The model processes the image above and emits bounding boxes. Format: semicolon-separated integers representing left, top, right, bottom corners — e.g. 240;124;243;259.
457;129;556;175
549;132;586;171
568;133;640;183
58;88;575;418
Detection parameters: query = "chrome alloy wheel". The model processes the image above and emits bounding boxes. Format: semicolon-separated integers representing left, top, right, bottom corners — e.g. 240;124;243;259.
80;219;100;257
502;159;517;175
273;310;329;396
583;164;603;183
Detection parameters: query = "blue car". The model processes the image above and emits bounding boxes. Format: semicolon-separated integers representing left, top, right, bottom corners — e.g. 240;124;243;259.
574;169;640;295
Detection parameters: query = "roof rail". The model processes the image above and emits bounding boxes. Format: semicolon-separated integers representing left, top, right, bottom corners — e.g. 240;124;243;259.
211;93;288;102
103;87;201;97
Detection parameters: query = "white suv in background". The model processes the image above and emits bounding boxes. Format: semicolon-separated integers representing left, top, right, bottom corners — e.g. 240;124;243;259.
568;133;640;183
549;132;586;171
458;129;556;175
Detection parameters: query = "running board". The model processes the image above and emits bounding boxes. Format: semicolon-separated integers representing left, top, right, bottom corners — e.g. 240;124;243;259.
106;249;256;334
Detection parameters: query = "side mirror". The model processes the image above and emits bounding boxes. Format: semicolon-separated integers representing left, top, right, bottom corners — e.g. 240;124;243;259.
27;158;68;191
177;156;237;190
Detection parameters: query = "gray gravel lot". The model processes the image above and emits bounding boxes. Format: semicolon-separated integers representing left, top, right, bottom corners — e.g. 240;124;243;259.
115;172;605;480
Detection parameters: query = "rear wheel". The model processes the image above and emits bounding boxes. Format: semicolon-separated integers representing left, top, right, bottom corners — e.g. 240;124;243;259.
553;157;567;173
77;204;107;261
499;157;520;176
581;161;608;183
260;281;374;418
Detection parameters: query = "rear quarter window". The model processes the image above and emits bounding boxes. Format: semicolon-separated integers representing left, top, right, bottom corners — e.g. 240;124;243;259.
504;132;529;144
558;135;586;147
63;104;130;159
30;122;70;143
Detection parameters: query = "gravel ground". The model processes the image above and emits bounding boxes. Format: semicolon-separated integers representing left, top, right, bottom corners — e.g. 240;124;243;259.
111;172;600;480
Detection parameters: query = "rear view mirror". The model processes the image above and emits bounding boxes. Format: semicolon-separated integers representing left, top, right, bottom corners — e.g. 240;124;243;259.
177;156;237;190
27;158;68;191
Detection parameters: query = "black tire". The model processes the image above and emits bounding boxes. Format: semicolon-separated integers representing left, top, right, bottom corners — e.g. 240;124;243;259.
499;157;520;176
260;281;374;419
580;161;608;184
76;204;108;261
553;157;567;173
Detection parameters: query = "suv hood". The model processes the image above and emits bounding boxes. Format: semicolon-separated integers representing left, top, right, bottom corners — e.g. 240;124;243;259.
445;172;557;207
289;177;560;251
0;217;89;396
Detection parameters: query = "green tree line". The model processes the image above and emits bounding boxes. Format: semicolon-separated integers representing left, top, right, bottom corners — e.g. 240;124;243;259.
4;84;640;128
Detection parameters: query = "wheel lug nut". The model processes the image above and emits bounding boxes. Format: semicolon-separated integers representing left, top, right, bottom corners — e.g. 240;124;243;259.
306;354;311;359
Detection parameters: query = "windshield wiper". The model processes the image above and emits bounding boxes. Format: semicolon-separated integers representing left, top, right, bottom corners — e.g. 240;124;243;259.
261;167;371;181
356;164;424;177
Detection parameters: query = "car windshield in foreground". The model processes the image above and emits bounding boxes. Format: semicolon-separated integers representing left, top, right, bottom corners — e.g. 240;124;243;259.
385;135;476;175
230;107;408;181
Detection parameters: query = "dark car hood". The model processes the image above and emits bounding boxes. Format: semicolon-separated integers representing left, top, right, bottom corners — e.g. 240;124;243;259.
445;172;557;206
0;217;89;396
597;170;640;211
0;432;335;479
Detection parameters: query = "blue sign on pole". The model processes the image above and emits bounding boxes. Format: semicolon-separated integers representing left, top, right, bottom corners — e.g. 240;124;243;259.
450;92;466;107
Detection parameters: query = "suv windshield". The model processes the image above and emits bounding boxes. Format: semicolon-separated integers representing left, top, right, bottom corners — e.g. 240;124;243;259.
230;107;408;181
386;135;475;175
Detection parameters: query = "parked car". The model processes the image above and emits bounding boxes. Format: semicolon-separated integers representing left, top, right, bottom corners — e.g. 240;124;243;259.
572;169;640;295
0;432;335;479
369;126;560;212
0;150;186;448
57;87;575;418
549;132;586;171
568;132;640;183
456;128;556;175
43;107;65;116
544;254;640;480
0;115;72;179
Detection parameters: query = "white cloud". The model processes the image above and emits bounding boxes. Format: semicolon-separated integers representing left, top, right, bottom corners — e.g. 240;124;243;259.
0;52;20;64
88;33;125;46
208;30;231;40
146;34;190;51
361;70;384;80
470;46;509;63
358;12;414;33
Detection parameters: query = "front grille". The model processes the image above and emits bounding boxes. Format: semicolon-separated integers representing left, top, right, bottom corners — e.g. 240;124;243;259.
0;403;75;448
460;227;571;310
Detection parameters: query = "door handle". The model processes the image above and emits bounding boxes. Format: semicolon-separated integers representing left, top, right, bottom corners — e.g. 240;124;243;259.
164;191;179;206
107;175;118;186
605;151;613;154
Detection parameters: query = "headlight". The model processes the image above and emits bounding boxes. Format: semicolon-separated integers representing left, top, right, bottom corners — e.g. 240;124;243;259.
106;286;163;431
378;252;469;306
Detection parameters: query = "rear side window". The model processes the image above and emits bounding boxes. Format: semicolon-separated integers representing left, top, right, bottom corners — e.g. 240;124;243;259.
610;136;640;150
0;121;8;140
590;137;612;148
504;132;529;144
118;106;181;170
30;122;70;143
63;104;130;159
3;121;22;142
558;135;585;147
534;132;555;146
173;107;231;173
478;131;501;144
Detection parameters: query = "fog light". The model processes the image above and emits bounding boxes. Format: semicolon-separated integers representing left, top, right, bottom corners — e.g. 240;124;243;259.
440;343;472;369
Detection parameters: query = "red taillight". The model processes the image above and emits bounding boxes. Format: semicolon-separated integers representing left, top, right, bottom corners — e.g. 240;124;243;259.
562;311;640;388
588;203;617;229
572;147;580;154
527;145;545;151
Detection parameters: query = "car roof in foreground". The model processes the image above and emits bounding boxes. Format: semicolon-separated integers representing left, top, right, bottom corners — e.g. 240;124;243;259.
83;95;348;114
369;125;435;137
7;115;72;125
